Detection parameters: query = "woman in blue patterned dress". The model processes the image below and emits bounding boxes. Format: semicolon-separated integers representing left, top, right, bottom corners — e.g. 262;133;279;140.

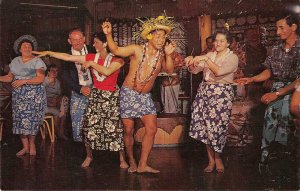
0;35;46;156
185;30;238;173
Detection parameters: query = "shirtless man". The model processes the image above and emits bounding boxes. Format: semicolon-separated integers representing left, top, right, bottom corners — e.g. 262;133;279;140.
102;15;176;173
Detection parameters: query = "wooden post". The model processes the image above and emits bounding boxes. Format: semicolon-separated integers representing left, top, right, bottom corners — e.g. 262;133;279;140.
84;16;92;45
199;15;212;52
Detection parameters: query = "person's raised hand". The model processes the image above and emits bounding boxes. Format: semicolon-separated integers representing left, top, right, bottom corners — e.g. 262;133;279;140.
164;40;176;56
102;21;112;35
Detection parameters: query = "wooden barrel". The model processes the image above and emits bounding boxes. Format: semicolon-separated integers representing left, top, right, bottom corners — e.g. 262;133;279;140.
134;114;188;147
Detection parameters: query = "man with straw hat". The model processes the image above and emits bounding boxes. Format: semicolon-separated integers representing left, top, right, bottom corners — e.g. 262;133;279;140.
102;13;176;173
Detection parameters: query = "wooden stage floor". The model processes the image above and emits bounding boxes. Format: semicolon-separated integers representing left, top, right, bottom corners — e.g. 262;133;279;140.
1;135;299;190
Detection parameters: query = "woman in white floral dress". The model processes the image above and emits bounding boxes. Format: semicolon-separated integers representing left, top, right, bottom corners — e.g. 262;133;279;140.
0;35;47;156
185;30;238;173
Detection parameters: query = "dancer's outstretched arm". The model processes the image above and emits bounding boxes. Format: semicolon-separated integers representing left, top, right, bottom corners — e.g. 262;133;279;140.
33;51;86;63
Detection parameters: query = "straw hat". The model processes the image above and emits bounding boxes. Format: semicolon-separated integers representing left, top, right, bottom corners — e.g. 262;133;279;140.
135;13;174;40
13;35;38;54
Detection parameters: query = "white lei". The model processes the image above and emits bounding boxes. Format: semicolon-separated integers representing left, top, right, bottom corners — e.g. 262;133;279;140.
93;53;113;82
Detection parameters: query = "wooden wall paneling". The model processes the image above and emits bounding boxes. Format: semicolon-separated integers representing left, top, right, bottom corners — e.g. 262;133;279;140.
199;15;212;52
84;15;93;45
1;1;89;66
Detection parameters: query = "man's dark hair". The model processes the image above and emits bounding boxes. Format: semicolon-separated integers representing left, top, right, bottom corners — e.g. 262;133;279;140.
276;12;300;35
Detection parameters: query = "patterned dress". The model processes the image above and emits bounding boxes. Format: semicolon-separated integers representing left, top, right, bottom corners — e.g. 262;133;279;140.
189;83;234;153
9;57;47;135
82;54;124;151
189;49;238;153
83;88;123;151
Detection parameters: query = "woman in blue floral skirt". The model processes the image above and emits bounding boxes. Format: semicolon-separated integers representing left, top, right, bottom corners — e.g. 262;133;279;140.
0;35;47;156
185;30;238;173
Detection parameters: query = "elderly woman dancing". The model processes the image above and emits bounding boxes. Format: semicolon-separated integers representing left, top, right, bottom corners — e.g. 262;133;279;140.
0;35;47;156
186;30;238;173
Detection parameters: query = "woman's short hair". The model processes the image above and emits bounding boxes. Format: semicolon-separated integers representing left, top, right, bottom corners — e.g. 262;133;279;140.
213;30;233;45
13;35;38;55
18;39;35;53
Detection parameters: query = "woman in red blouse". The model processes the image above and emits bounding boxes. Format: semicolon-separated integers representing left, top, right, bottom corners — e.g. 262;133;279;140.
34;32;128;168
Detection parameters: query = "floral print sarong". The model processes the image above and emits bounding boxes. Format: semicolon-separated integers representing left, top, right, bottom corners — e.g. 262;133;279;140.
83;88;124;151
120;86;156;118
189;82;234;153
12;84;46;135
70;91;89;142
261;82;294;149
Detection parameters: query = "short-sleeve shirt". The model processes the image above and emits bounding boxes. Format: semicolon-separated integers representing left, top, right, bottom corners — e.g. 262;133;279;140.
85;54;124;91
9;56;47;80
44;76;61;98
262;39;300;82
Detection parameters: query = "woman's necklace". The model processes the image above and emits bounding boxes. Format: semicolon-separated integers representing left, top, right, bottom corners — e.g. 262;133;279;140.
133;43;162;90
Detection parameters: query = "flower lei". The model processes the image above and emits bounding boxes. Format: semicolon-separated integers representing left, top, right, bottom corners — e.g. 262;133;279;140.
133;43;162;90
93;53;113;82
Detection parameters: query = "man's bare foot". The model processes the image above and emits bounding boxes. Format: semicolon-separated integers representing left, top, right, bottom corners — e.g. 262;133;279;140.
128;161;137;173
16;148;29;157
215;159;224;173
203;163;215;173
29;145;36;156
120;160;129;169
81;157;93;168
137;166;160;174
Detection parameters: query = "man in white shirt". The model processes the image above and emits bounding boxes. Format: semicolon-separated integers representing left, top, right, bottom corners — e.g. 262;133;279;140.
61;28;93;142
